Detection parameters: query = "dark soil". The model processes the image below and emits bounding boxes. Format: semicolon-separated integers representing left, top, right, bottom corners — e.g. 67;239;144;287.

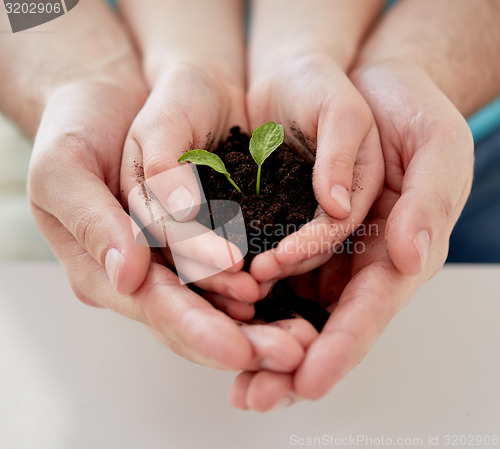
196;127;330;332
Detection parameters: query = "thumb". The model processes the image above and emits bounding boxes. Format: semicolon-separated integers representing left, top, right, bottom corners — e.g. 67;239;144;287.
131;129;203;223
29;148;151;296
386;125;474;276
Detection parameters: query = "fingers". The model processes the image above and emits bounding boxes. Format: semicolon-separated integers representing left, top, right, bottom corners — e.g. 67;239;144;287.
278;122;383;265
385;118;474;276
231;371;298;412
122;65;248;223
32;206;255;371
120;68;250;279
200;279;275;320
241;324;305;373
295;262;418;400
250;249;331;283
34;203;311;374
204;293;256;322
27;83;151;295
294;189;420;400
122;130;246;279
181;265;260;303
124;67;222;221
247;54;385;289
268;319;319;350
239;320;316;374
29;142;150;297
126;122;202;223
351;61;475;277
230;372;254;410
313;98;374;219
249;163;382;281
31;173;150;295
231;319;317;411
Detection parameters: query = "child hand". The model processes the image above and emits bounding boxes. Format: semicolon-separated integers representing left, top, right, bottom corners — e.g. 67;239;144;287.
247;55;384;284
119;63;264;304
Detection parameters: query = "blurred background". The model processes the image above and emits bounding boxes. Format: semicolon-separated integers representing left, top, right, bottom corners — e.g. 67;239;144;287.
0;114;53;260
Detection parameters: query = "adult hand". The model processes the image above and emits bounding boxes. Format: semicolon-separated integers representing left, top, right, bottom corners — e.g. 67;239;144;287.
10;0;272;369
29;81;308;372
230;60;473;410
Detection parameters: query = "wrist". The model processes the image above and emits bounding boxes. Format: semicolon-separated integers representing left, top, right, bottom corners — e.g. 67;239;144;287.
350;56;448;106
250;0;385;75
31;69;147;140
144;54;244;94
0;18;145;137
351;0;500;117
349;57;472;150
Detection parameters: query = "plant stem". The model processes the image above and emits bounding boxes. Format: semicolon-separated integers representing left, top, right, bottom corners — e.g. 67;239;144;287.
226;175;242;193
256;165;262;196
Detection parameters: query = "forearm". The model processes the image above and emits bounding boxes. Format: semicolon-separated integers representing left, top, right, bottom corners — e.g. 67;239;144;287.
118;0;245;88
0;0;143;137
249;0;384;80
353;0;500;116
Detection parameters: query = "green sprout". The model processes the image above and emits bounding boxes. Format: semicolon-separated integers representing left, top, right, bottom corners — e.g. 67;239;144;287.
178;122;284;196
178;149;242;193
249;121;284;195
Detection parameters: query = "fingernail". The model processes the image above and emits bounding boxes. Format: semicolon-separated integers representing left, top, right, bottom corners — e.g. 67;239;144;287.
272;394;294;410
330;184;351;214
259;281;275;299
105;248;122;291
413;230;430;271
166;185;194;221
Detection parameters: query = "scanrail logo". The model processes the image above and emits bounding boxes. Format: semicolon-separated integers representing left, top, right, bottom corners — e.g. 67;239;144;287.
3;0;79;33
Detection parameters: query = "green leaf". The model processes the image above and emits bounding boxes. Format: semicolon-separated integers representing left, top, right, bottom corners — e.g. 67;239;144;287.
249;121;284;167
178;149;242;193
178;149;229;175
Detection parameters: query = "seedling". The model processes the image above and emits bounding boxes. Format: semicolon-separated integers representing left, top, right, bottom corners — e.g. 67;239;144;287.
178;149;242;193
249;121;284;195
178;121;284;195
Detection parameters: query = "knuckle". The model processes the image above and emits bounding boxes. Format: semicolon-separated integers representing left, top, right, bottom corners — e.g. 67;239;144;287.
28;133;93;203
134;104;183;138
433;188;454;226
143;152;174;179
68;207;106;260
328;149;356;173
30;131;95;178
130;110;193;174
287;53;333;80
329;95;373;126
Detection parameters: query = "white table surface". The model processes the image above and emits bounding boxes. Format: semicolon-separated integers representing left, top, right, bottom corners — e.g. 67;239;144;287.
0;262;499;449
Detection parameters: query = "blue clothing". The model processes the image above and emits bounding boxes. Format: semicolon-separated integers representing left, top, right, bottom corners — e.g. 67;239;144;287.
447;126;500;262
468;98;500;143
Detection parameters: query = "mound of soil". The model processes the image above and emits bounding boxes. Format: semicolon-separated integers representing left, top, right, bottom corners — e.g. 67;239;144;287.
196;127;330;332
